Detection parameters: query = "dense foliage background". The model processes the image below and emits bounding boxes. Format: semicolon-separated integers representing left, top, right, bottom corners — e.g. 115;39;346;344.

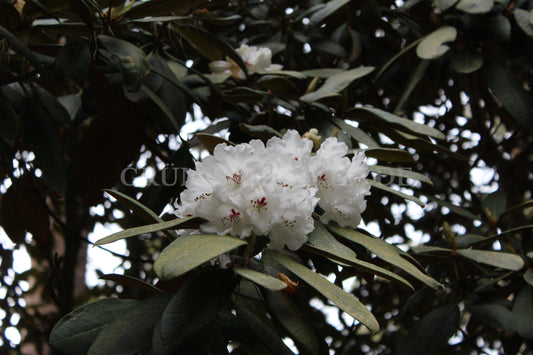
1;0;533;354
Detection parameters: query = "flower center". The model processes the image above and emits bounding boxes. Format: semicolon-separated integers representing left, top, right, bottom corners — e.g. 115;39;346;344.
229;208;241;220
318;174;327;182
251;196;268;210
226;173;242;185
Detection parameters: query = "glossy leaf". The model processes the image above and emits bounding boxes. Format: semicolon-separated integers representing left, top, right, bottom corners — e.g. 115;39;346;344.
470;301;515;333
234;268;287;292
49;298;139;354
273;252;380;333
456;249;524;271
307;221;356;261
328;225;440;288
449;50;483;74
300;67;374;102
512;285;533;339
154;235;246;280
88;293;173;355
195;133;234;154
94;216;201;246
416;26;457;60
397;304;460;355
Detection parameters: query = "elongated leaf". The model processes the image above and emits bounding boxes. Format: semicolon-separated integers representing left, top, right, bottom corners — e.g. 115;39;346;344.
416;26;457;60
264;291;320;355
470;300;515;333
364;148;414;163
433;0;459;11
368;179;425;207
125;0;207;19
154;235;246;280
302;68;345;78
88;293;173;355
394;60;429;114
50;298;139;354
425;196;478;220
483;59;533;129
397;304;460;355
450;50;483;74
456;249;524;271
104;189;166;225
369;165;433;185
524;268;533;287
94;216;200;246
410;246;451;254
300;67;374;102
99;274;162;295
195;133;234;154
303;240;414;289
174;25;247;76
328;225;440;289
239;123;282;140
273;252;379;333
258;70;306;79
235;303;294;355
330;117;380;148
310;0;350;25
512;285;533;339
234;268;287;292
355;107;445;140
141;83;181;133
307;221;356;261
0;25;44;72
455;0;493;14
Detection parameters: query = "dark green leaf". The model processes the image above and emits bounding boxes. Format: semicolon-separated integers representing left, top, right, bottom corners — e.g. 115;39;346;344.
0;94;16;145
273;252;380;333
470;301;515;333
49;298;139;354
154;271;234;354
55;39;91;85
124;0;207;19
364;148;414;163
515;9;533;37
397;304;460;355
482;189;507;220
88;293;173;355
330;117;380;148
140;83;181;133
239;123;282;140
154;235;246;280
433;0;459;11
368;179;425;207
512;285;533;339
369;165;433;185
264;291;320;355
0;25;44;72
307;220;356;261
450;50;483;73
195;133;234;154
483;59;533;129
235;302;294;355
426;196;478;220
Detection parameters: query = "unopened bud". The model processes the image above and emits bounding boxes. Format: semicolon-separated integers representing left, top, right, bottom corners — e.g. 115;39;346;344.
303;128;322;151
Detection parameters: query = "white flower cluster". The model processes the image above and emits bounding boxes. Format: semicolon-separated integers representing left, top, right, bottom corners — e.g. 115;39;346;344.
175;130;370;250
209;44;283;80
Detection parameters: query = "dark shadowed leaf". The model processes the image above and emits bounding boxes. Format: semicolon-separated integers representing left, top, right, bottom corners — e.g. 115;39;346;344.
331;117;380;148
483;59;533;129
310;0;350;25
515;9;533;37
364;148;414;163
0;25;44;72
368;180;425;207
470;300;515;333
49;298;139;354
264;291;320;355
0;93;16;145
125;0;207;19
153;271;235;354
55;39;91;85
154;235;246;280
512;285;533;339
99;274;162;296
482;189;507;220
369;165;433;185
87;292;173;355
433;0;458;11
195;133;234;154
449;50;483;73
426;196;478;220
273;252;379;333
397;304;460;355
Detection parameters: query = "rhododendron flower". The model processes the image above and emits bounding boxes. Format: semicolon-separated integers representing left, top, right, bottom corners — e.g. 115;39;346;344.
209;44;283;80
175;130;370;251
